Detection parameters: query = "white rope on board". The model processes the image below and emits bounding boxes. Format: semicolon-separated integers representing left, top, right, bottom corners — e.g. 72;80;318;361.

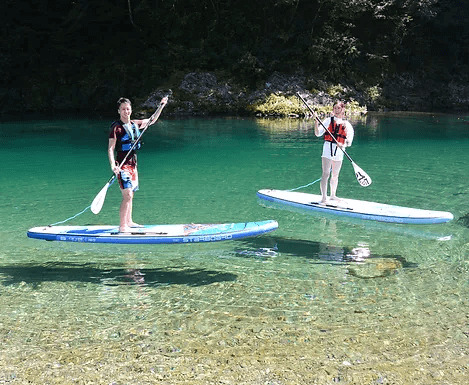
47;177;321;226
49;177;117;226
287;177;321;191
49;205;91;226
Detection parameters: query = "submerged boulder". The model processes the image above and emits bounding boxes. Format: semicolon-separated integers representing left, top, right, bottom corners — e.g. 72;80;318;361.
456;213;469;228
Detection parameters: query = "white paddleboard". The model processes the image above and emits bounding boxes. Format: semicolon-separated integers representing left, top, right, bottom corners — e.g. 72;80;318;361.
257;189;453;224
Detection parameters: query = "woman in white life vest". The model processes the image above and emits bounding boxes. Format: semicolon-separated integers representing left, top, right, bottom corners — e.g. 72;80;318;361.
314;101;354;204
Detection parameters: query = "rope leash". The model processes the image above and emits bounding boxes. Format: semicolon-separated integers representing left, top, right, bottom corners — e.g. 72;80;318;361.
47;177;321;227
287;177;321;191
49;205;91;226
49;178;118;226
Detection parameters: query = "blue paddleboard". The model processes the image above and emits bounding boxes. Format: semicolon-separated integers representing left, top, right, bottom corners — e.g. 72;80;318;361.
27;220;278;244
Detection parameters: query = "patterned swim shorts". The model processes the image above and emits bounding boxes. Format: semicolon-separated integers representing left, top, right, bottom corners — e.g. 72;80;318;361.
118;165;139;191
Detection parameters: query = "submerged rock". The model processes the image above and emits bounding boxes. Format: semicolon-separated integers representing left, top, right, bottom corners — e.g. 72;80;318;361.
456;213;469;228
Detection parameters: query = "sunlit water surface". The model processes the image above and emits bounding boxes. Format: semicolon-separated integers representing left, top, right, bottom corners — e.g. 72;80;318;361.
1;114;468;384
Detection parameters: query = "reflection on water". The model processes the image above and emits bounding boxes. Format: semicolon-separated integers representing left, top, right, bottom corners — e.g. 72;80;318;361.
258;197;454;241
255;115;369;135
235;235;418;280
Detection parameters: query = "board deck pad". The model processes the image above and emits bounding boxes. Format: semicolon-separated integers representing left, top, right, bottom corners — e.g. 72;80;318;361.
309;200;354;210
27;221;278;244
257;189;453;224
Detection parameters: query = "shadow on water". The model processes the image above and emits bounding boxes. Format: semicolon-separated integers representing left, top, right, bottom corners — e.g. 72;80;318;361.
456;212;469;228
234;236;418;279
0;262;237;288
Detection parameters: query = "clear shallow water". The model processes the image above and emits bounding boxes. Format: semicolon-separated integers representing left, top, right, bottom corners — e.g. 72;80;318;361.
1;114;468;384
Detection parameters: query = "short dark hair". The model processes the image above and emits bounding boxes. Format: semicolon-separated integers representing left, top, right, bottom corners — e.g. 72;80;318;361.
117;97;131;108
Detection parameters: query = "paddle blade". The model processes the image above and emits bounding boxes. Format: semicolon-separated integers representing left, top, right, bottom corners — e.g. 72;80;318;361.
352;162;372;187
91;182;111;214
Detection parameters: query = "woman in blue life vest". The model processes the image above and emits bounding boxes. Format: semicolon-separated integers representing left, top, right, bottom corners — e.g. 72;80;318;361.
314;101;354;204
108;97;167;233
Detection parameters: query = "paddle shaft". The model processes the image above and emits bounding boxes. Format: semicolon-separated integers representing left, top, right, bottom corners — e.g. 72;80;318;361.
114;97;168;171
107;95;169;181
296;92;353;163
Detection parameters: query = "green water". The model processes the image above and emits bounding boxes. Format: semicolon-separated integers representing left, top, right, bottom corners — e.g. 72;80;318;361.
1;114;468;384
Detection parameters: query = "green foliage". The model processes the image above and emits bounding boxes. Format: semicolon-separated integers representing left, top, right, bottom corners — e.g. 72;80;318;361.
345;100;367;115
252;94;367;117
327;85;346;98
311;100;367;117
251;94;303;116
1;0;468;113
367;86;382;103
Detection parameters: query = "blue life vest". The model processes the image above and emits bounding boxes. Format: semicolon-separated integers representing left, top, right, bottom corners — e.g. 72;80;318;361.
111;120;142;152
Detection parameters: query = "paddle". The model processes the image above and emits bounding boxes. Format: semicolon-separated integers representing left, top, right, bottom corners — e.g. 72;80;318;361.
296;92;372;187
90;95;169;214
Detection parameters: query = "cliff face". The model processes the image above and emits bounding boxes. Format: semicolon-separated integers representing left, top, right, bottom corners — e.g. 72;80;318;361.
2;1;468;115
139;72;469;116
